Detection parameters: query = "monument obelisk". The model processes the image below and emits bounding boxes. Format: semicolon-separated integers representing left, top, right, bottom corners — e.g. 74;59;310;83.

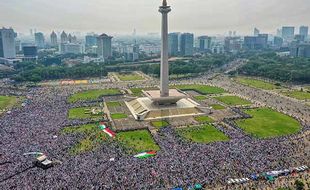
159;0;171;97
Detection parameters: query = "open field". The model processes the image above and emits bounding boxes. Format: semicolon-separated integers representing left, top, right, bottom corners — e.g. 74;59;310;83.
236;108;301;138
0;95;18;110
130;87;158;97
194;95;207;101
177;124;229;143
151;120;169;128
106;101;121;107
210;104;226;110
235;77;281;90
116;73;144;81
68;107;102;120
111;113;128;119
194;116;214;123
281;90;310;101
214;96;251;106
69;89;121;103
117;130;160;154
173;84;226;95
61;124;108;155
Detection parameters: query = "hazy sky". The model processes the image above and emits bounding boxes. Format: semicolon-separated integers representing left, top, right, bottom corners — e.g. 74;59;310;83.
1;0;309;35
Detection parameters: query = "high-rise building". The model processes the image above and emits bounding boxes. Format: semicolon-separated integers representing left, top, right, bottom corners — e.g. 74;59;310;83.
290;43;310;58
282;26;295;41
254;28;260;36
97;33;113;59
35;32;45;48
60;31;68;43
198;36;212;52
299;26;308;39
23;46;38;57
60;43;84;54
85;34;98;47
273;36;283;48
50;31;58;47
168;33;179;56
180;33;194;56
0;28;16;59
224;37;242;53
243;35;267;50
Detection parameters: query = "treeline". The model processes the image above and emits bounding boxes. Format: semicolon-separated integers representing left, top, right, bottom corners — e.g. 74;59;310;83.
235;53;310;83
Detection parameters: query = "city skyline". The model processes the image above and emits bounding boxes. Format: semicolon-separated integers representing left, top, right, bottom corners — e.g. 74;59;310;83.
1;0;310;35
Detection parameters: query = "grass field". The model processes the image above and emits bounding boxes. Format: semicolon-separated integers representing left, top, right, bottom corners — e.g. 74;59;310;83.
117;130;160;154
111;113;128;119
194;95;207;101
69;89;121;103
61;124;109;155
194;116;214;123
106;101;121;107
235;77;280;90
210;104;225;110
151;120;169;128
214;96;251;106
236;108;301;138
68;107;102;120
281;90;310;101
116;73;144;81
130;87;158;97
177;124;229;143
173;84;225;95
0;96;18;110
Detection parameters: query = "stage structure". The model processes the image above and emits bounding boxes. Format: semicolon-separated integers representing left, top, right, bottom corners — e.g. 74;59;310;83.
126;0;204;120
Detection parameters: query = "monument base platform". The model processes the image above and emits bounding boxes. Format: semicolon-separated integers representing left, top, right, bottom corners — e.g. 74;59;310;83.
125;97;204;121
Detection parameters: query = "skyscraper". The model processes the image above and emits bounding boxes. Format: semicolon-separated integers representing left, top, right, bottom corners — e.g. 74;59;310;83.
97;33;113;59
0;27;16;58
168;33;179;56
282;26;295;41
85;34;98;47
299;26;308;39
50;31;58;47
35;32;45;48
180;33;194;56
60;31;68;43
254;28;260;36
198;36;212;52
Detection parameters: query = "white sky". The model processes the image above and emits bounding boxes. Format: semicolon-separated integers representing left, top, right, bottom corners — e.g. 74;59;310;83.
0;0;309;35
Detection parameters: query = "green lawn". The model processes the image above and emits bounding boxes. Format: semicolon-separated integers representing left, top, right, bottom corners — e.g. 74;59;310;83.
69;89;121;103
68;107;102;120
117;130;160;154
117;73;144;81
214;96;251;106
61;124;109;155
281;90;310;101
194;116;214;123
194;95;207;101
210;104;225;110
236;108;301;138
151;120;169;128
0;95;18;110
130;87;158;97
235;77;280;90
111;113;128;119
173;84;225;95
177;124;229;143
106;101;121;107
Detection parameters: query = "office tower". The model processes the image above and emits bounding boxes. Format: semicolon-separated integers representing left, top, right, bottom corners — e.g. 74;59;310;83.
299;26;308;39
60;43;84;54
68;34;73;43
60;31;68;43
290;43;310;58
50;31;58;47
168;33;179;56
282;26;295;41
224;37;242;53
0;28;16;58
35;32;45;48
23;46;38;57
274;36;283;48
180;33;194;56
254;28;260;36
85;34;98;47
71;36;77;43
244;35;267;50
198;36;212;52
96;33;113;59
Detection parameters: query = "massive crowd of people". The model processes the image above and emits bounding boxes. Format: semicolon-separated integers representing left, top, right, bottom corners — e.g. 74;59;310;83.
0;77;309;189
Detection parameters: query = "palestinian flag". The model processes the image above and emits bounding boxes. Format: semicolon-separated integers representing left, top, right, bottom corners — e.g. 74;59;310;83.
98;122;106;130
134;151;157;159
103;128;116;138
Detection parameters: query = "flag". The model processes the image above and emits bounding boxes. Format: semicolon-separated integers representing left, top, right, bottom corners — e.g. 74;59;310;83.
134;151;157;159
103;128;116;138
99;122;106;130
